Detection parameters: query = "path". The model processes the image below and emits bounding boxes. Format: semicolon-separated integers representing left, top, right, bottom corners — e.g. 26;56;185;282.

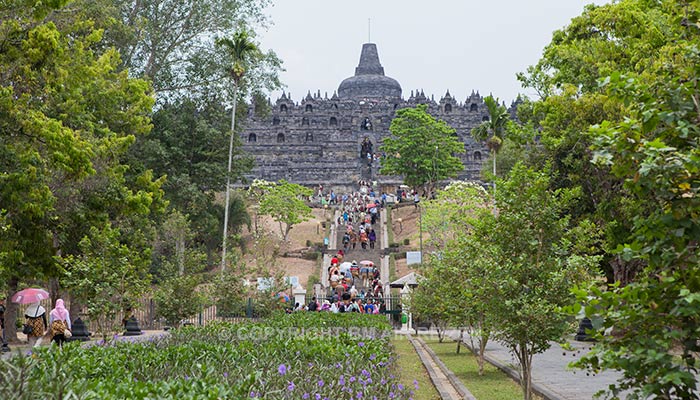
430;330;627;400
1;330;168;360
320;194;386;297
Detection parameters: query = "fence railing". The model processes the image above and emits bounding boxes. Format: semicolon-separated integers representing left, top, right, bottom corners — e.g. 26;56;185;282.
16;298;260;336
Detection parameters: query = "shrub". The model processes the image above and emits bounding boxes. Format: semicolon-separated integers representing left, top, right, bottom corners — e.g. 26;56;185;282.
0;314;415;399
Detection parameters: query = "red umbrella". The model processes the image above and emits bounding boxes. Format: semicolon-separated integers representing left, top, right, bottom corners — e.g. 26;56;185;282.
11;288;49;304
366;203;377;208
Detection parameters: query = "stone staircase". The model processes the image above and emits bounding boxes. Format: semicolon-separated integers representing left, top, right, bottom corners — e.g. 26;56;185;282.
336;231;383;292
318;201;389;298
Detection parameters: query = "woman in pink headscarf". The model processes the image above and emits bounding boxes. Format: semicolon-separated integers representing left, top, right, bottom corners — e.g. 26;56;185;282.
49;299;71;346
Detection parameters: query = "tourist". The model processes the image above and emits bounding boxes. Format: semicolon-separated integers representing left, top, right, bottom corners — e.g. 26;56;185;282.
359;231;368;250
413;191;420;209
350;231;357;250
24;302;46;347
349;285;358;299
330;270;342;288
364;299;375;314
307;296;319;312
355;298;364;313
338;293;352;313
49;299;71;347
342;233;350;250
369;229;377;249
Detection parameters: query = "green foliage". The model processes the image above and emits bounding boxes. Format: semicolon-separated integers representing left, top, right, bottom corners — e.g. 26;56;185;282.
0;1;163;340
257;180;313;241
93;0;280;101
409;272;449;340
471;95;511;187
212;267;250;318
380;104;464;195
421;165;599;398
570;32;700;400
0;315;413;399
128;98;252;260
471;95;509;152
514;0;688;284
516;0;700;397
420;181;494;372
154;274;207;327
59;224;150;338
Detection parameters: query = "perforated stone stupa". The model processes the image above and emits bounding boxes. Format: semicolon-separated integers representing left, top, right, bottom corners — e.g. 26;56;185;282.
240;43;517;191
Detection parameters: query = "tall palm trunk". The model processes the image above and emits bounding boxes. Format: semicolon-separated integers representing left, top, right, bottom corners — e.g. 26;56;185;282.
220;84;238;272
492;149;497;196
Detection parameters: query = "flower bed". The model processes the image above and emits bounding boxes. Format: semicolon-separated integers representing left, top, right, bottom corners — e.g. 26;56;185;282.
0;313;415;399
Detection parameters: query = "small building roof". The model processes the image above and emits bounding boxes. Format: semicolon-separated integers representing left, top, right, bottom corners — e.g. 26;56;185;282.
389;272;423;288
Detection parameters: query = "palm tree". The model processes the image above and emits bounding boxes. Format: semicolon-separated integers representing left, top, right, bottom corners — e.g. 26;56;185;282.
216;31;258;273
471;95;509;202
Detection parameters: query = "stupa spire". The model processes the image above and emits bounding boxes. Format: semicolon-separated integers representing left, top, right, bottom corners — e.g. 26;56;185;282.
354;43;385;76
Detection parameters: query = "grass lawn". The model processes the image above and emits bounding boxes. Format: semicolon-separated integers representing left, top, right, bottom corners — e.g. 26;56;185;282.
392;336;440;400
424;339;542;400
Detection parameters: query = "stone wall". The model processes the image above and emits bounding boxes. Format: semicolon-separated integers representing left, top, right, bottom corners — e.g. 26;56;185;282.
239;89;517;189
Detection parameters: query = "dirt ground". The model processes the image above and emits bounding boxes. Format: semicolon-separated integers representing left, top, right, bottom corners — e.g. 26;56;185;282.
235;205;427;289
389;205;426;279
238;208;329;288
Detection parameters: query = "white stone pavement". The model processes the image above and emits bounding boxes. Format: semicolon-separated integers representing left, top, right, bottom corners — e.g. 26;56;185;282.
419;330;628;400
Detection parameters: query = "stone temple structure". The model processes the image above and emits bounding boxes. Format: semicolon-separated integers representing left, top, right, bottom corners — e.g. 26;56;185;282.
240;43;516;191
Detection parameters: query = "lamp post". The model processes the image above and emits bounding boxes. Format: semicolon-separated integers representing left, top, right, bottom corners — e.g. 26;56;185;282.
418;203;423;264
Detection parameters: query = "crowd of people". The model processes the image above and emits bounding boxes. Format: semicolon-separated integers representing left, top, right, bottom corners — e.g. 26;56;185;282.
322;181;385;295
299;180;398;315
295;293;386;314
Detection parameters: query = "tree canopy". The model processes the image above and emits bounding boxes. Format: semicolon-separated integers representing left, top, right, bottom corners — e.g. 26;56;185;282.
256;180;313;242
0;0;165;339
517;1;700;397
380;104;464;196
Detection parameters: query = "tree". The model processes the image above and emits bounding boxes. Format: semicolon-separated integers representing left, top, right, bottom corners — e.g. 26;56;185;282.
152;211;210;327
84;0;281;101
217;30;262;272
154;274;207;327
572;42;700;400
380;104;464;196
422;181;494;375
257;180;313;242
0;1;163;341
514;1;700;397
59;224;150;340
128;98;252;261
485;164;598;400
516;0;681;284
409;271;450;341
471;95;510;201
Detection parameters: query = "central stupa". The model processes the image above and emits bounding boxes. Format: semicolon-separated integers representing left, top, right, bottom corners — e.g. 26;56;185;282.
337;43;402;100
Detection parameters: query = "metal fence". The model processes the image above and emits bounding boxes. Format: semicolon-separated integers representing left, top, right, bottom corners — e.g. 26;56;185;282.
16;298;260;335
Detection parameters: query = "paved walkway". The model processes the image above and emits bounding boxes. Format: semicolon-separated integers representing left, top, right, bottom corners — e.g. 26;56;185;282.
415;330;626;400
1;330;168;360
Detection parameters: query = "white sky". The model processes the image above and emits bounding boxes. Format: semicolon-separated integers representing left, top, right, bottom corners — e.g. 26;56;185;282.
256;0;607;105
